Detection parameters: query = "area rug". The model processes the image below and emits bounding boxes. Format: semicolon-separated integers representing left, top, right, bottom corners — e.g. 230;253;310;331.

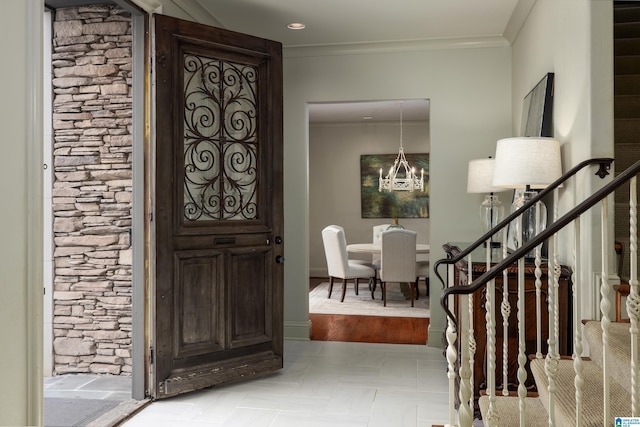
309;281;429;318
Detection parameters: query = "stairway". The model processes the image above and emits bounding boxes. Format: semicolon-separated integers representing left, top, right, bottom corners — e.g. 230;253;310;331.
478;321;636;426
615;2;640;278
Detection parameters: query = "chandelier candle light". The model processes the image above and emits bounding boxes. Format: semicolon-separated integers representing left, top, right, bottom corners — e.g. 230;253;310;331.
378;101;424;192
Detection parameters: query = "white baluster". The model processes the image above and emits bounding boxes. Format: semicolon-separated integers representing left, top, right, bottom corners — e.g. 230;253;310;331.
553;189;562;357
486;272;498;425
628;176;639;417
468;254;476;411
535;202;543;359
544;190;560;427
600;197;612;426
446;264;458;427
502;224;511;397
544;254;558;427
458;292;474;427
469;292;477;410
573;218;584;427
517;255;527;426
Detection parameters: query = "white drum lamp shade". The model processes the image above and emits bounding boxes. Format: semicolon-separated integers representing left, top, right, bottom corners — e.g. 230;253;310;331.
467;158;509;194
492;137;562;259
492;137;562;189
467;158;508;237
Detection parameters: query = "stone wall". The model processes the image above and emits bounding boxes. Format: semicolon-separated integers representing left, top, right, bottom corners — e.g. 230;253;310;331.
51;5;132;376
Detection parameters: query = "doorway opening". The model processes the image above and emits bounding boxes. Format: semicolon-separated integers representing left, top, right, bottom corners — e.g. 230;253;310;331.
307;99;430;344
42;3;146;425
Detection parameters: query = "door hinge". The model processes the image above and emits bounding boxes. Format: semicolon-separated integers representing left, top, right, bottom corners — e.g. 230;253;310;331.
149;347;154;365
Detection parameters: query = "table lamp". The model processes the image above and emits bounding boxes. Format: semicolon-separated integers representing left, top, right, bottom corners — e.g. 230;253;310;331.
467;157;509;238
492;137;562;258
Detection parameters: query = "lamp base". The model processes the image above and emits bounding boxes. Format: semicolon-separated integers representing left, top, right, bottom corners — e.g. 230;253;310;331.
511;190;547;259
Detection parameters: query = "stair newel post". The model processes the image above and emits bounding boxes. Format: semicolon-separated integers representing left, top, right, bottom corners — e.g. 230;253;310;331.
628;176;639;417
572;218;584;427
600;197;612;426
468;253;476;411
456;253;474;427
445;263;458;427
501;229;511;397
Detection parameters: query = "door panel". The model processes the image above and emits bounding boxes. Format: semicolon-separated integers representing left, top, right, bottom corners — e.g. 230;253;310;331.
173;249;223;359
152;14;283;399
228;246;272;348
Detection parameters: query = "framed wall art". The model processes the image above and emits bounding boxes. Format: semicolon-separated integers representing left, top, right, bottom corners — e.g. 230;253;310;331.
520;72;554;137
360;153;429;219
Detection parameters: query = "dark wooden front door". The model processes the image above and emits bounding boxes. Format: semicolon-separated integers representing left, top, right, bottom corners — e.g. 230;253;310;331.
152;14;283;399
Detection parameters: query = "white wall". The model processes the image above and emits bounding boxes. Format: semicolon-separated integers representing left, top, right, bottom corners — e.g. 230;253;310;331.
309;120;430;276
284;45;512;344
0;0;44;425
511;0;614;319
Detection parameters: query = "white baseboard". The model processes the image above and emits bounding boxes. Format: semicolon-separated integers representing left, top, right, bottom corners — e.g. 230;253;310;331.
284;320;312;340
427;325;446;349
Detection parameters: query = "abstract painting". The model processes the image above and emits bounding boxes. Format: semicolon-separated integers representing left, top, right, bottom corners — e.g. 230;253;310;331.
360;153;429;218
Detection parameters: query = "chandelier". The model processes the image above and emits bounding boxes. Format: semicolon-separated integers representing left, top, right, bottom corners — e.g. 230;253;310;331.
378;101;424;192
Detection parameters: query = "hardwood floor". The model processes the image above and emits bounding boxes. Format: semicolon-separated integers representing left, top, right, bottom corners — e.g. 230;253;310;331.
310;313;429;344
309;277;429;345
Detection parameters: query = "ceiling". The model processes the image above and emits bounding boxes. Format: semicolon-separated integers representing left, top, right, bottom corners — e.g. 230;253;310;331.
45;0;526;122
194;0;523;48
188;0;523;123
45;0;525;47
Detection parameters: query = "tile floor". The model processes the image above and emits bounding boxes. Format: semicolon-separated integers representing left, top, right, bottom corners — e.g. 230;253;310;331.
44;374;132;401
121;340;451;427
44;374;134;426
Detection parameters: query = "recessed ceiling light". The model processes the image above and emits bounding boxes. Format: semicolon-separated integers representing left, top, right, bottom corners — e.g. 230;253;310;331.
287;23;306;30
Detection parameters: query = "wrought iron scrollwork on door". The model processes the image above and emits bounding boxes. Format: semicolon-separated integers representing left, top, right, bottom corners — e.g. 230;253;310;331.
182;54;258;221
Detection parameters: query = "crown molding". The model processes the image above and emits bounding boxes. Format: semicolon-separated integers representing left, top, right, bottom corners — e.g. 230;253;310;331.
503;0;537;45
284;36;510;58
173;0;224;27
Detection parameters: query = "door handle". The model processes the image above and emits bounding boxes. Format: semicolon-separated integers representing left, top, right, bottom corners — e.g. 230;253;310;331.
275;255;285;264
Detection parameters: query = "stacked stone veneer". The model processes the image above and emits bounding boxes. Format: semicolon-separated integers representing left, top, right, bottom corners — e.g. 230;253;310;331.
51;5;133;376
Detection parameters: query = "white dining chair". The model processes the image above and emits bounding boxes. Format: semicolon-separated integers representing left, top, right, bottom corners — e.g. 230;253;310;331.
370;224;391;292
321;226;376;302
380;228;418;307
328;224;376;289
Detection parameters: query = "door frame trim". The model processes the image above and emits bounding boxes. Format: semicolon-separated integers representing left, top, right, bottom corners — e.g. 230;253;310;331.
131;9;148;401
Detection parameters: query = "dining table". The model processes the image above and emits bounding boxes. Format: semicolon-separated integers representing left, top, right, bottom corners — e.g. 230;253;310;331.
347;242;430;299
346;242;430;254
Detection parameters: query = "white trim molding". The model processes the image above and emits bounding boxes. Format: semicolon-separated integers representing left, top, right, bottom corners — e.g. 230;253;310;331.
284;320;312;341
